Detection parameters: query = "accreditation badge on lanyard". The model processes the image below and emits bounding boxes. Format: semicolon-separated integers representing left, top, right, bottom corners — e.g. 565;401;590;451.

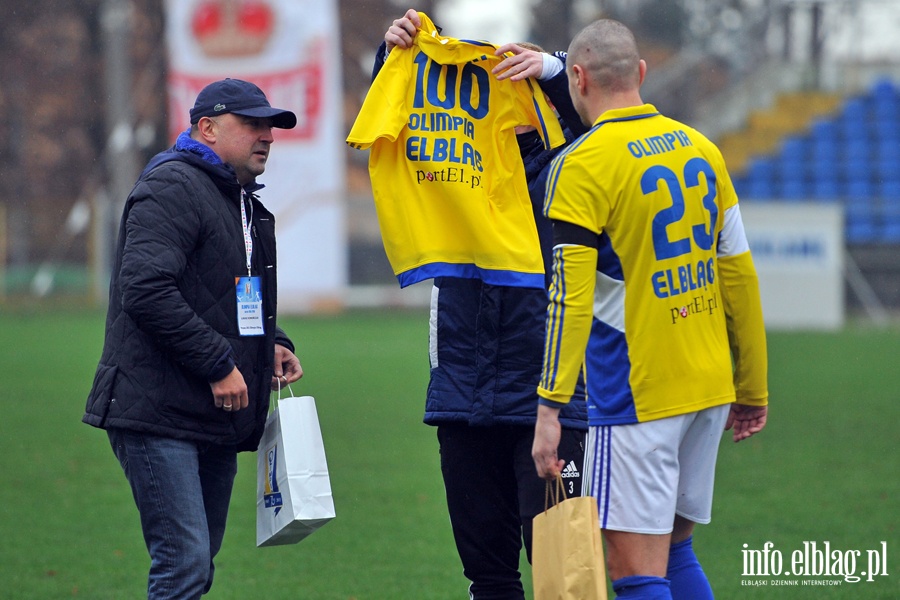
236;190;264;336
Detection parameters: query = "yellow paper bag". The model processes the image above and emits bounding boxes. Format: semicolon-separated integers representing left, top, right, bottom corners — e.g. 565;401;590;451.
532;475;608;600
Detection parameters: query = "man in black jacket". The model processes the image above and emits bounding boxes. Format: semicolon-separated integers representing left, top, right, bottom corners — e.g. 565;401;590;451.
84;78;302;599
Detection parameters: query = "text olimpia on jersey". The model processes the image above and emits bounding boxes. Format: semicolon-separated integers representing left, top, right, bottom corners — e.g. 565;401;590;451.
346;12;565;289
538;104;768;425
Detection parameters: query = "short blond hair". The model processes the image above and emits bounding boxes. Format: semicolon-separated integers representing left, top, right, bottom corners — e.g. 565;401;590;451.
515;42;545;53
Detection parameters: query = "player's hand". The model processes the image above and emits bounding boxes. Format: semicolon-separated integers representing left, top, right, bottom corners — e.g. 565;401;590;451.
532;404;565;479
385;9;421;52
493;43;544;81
726;403;768;442
211;366;249;412
271;343;303;390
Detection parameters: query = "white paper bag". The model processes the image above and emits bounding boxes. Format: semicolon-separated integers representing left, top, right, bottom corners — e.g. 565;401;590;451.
256;392;335;547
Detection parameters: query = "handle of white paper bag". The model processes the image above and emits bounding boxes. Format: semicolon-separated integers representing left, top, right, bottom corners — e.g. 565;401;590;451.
271;376;297;412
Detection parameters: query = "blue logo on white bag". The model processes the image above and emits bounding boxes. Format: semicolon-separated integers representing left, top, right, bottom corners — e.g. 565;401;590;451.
263;445;283;515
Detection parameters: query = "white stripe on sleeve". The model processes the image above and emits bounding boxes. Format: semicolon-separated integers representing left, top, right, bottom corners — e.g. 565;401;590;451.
718;204;751;257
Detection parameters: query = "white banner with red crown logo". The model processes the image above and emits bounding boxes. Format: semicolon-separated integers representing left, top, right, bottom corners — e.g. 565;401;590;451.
164;0;346;312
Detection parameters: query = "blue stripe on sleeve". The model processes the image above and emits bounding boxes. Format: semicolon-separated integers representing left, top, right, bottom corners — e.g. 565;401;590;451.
541;246;567;391
525;78;554;150
548;248;567;391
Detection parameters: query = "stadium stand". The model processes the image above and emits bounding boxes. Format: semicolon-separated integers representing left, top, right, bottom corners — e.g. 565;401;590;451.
731;77;900;245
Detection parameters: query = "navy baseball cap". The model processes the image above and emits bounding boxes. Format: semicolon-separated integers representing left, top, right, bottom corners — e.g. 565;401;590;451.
189;78;297;129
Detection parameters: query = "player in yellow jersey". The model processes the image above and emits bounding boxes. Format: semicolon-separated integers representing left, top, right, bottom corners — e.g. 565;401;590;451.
531;20;769;600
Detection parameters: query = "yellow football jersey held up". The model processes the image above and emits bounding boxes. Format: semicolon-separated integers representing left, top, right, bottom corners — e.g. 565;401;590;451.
346;12;565;289
539;105;768;425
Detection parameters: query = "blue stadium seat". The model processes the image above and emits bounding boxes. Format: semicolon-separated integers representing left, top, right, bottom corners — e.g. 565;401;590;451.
842;139;870;162
874;158;900;180
873;98;898;124
811;139;839;163
838;97;870;140
841;97;868;121
840;124;872;144
810;119;838;142
870;77;897;100
776;136;808;183
775;154;806;181
809;157;841;181
883;196;900;210
777;178;809;201
845;197;878;244
875;139;900;162
871;79;899;120
731;176;748;195
880;212;900;243
878;179;900;200
840;157;870;184
745;178;774;199
845;178;874;200
812;177;841;200
847;221;879;244
780;136;808;159
847;222;878;244
863;194;900;243
746;157;775;181
873;120;900;142
742;158;775;200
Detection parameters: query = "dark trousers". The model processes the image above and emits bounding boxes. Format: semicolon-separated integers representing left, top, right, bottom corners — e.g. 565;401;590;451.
437;424;585;600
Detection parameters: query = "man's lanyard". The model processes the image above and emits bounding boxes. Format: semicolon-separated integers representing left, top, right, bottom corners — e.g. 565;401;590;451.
236;188;264;336
240;189;253;276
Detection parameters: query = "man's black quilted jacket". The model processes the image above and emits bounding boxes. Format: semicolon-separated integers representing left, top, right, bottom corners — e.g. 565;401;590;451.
84;132;293;452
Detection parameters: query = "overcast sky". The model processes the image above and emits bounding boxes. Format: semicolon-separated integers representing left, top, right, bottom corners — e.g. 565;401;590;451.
434;0;533;45
432;0;900;62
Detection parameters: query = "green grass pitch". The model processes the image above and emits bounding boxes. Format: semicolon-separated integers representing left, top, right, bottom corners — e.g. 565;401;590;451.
0;308;896;598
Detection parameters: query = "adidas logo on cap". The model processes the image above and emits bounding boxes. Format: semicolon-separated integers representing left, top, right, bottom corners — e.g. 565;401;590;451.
561;461;580;478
